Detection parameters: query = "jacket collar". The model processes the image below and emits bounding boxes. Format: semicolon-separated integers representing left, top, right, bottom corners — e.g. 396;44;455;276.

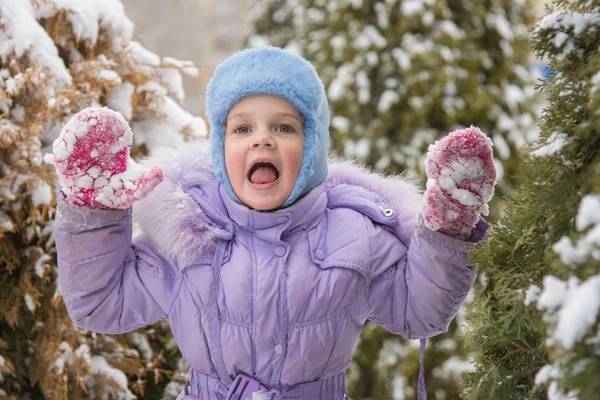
182;180;327;241
216;184;327;238
133;140;423;270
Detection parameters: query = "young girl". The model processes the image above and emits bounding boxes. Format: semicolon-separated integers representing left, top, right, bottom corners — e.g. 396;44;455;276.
46;47;495;400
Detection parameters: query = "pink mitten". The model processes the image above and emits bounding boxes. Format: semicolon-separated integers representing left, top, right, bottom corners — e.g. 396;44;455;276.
44;107;163;209
421;126;496;240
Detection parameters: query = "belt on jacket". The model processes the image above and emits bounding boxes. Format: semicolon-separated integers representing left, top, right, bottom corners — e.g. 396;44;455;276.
179;369;349;400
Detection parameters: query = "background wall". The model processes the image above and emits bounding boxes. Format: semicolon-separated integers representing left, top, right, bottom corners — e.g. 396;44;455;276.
121;0;251;116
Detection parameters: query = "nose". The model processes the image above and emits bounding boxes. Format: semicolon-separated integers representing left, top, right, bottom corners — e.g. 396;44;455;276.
249;127;276;149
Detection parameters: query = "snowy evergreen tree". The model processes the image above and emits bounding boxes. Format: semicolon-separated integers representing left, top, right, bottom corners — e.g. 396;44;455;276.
0;1;205;398
247;1;542;398
463;1;600;399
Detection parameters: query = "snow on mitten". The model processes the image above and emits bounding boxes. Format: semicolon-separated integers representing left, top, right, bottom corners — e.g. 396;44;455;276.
44;107;163;209
421;126;496;240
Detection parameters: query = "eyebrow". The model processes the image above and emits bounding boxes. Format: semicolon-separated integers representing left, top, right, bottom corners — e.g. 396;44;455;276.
226;111;304;124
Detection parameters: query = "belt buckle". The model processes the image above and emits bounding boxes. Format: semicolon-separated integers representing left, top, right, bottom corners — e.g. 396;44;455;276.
226;373;280;400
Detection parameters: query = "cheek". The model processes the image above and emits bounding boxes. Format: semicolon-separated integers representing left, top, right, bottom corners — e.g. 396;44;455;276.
224;142;245;183
282;143;304;178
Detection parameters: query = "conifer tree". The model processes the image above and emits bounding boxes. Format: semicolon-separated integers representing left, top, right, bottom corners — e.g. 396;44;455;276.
0;1;204;398
463;1;600;399
247;1;542;398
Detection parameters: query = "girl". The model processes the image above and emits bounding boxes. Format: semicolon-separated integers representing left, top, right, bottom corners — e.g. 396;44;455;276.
46;47;496;400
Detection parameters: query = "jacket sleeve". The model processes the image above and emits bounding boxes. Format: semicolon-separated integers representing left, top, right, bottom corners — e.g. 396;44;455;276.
55;194;183;334
367;215;489;339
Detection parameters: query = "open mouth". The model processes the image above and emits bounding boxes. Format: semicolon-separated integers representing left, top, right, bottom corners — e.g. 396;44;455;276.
247;161;280;184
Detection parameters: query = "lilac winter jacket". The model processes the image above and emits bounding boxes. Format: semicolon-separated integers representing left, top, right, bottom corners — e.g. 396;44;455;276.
55;141;488;400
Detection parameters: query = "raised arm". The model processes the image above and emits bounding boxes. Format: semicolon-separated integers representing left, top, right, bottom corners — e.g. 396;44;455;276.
55;196;182;334
367;215;487;338
47;107;177;334
368;127;495;338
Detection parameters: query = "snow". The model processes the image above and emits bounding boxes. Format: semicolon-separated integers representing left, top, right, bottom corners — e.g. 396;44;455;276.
552;32;570;48
353;25;387;50
531;133;568;157
575;194;600;231
391;48;411;71
433;356;476;380
35;0;134;51
0;211;13;231
131;95;208;151
535;11;600;37
553;193;600;265
503;84;526;113
163;381;185;398
124;41;196;104
91;356;135;399
538;275;600;349
535;364;554;385
331;116;350;133
392;375;410;400
130;331;153;359
492;134;511;160
356;70;370;104
437;21;465;40
401;0;433;17
374;3;389;29
553;275;600;348
344;138;370;159
0;0;71;83
378;90;400;113
537;275;568;311
524;284;541;306
548;381;578;400
24;294;35;313
329;35;346;54
34;253;51;278
31;181;53;205
328;65;353;101
486;13;514;40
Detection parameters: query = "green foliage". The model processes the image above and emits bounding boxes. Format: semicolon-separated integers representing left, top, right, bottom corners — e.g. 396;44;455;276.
463;1;600;398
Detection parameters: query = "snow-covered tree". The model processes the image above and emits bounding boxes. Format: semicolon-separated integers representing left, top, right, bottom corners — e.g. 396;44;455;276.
0;0;205;398
463;1;600;399
247;1;542;398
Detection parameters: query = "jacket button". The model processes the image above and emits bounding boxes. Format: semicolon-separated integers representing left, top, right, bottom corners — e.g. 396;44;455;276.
275;246;286;257
383;208;394;217
315;249;325;260
274;344;283;355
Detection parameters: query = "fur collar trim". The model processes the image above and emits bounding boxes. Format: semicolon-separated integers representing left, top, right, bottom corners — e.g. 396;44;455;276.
134;141;423;268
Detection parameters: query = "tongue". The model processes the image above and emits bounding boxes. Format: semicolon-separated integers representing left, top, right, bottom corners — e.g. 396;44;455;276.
250;167;277;184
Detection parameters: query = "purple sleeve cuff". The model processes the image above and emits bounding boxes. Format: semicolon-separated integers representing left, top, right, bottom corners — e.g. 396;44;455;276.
416;215;490;254
56;191;131;232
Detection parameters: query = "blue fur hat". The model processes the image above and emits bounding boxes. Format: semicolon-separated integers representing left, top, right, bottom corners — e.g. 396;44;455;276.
205;47;330;208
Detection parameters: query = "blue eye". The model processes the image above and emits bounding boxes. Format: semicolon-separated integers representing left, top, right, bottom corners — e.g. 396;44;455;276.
275;125;293;133
234;126;250;134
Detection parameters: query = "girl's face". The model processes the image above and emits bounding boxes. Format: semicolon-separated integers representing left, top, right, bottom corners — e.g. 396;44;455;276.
224;94;304;211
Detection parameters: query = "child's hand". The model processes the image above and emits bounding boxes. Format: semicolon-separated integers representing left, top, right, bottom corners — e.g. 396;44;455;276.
44;107;163;209
421;127;496;240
